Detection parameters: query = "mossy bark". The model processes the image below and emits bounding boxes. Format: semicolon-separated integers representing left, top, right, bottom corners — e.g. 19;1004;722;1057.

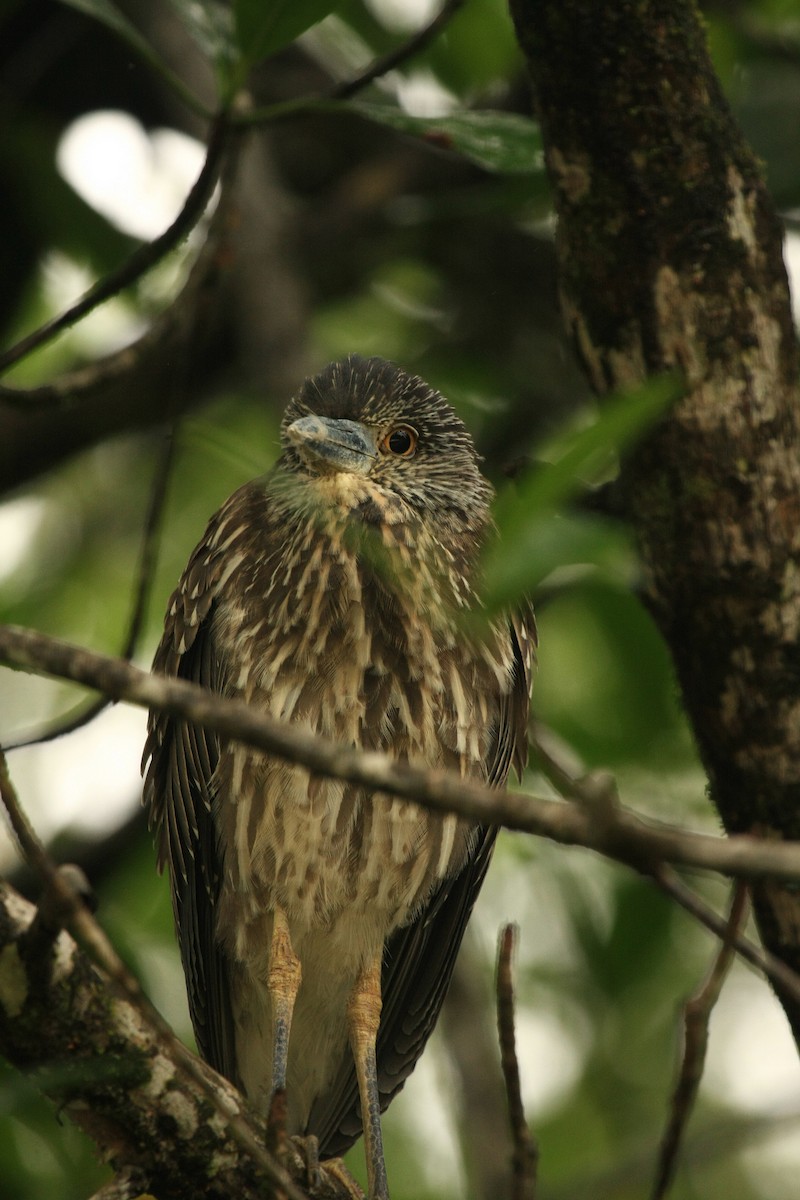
510;0;800;1035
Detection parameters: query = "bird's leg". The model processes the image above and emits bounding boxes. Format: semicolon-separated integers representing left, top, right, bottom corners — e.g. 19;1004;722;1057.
348;952;389;1200
268;906;302;1093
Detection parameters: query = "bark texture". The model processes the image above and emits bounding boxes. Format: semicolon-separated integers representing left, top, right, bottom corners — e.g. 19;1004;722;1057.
0;880;353;1199
509;0;800;1035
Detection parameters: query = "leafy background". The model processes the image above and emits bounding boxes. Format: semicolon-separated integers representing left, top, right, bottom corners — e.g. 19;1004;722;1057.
1;0;800;1196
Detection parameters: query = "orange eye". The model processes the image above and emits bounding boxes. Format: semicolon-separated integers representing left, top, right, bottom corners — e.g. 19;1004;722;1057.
380;425;417;458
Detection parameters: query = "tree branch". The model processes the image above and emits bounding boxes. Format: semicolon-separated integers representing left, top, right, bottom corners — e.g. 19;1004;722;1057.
0;872;310;1200
0;115;229;377
496;925;537;1200
3;623;800;886
651;882;750;1199
0;116;243;493
532;723;800;1005
330;0;466;101
0;747;366;1199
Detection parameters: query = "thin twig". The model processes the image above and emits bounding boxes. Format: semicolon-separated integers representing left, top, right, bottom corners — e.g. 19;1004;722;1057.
0;115;230;378
120;427;177;660
652;866;791;995
4;625;800;892
330;0;466;101
238;0;466;127
0;749;310;1200
497;924;537;1200
651;880;750;1199
12;691;108;750
7;427;177;749
0;124;238;451
532;721;800;1019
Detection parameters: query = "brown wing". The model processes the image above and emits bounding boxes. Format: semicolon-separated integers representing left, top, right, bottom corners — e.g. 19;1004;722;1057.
309;603;536;1156
142;483;266;1086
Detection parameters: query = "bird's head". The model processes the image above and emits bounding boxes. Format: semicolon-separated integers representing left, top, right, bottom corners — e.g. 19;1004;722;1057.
279;356;493;543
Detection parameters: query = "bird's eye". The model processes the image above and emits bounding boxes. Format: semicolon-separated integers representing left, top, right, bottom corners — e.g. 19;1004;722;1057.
380;425;418;458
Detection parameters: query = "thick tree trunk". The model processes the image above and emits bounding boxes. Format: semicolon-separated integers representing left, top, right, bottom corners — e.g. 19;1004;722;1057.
509;0;800;1037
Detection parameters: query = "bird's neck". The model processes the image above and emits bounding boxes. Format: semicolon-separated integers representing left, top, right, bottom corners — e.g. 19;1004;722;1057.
267;467;485;629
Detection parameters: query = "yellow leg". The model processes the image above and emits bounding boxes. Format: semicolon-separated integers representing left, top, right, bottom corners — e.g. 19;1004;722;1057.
348;953;389;1200
268;906;302;1093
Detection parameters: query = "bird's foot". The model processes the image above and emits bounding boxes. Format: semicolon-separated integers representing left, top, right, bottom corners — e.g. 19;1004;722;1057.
318;1155;366;1199
283;1138;364;1198
289;1132;319;1190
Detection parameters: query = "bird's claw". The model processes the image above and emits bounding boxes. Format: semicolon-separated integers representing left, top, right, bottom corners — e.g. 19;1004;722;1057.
318;1154;366;1199
284;1138;364;1199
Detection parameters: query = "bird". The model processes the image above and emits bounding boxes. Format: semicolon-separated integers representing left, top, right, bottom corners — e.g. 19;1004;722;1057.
142;354;534;1199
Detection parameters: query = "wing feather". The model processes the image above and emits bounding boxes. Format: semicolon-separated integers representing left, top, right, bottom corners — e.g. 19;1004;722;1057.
142;483;266;1085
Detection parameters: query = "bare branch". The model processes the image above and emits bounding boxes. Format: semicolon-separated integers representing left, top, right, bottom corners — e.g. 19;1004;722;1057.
532;722;800;1005
651;867;799;1005
651;882;750;1200
0;157;234;493
0;115;229;377
331;0;466;101
496;924;537;1200
0;868;303;1199
3;627;800;1020
4;623;800;887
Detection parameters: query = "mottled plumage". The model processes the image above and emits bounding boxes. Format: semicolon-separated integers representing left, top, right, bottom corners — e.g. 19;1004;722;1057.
143;355;534;1194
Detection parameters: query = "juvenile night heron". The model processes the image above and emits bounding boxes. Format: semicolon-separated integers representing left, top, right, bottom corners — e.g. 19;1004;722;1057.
143;355;534;1199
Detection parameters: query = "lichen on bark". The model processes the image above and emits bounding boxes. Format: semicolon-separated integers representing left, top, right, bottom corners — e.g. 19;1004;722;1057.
0;882;271;1199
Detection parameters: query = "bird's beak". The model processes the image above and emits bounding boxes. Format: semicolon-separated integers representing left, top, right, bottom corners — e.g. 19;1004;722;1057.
286;416;379;476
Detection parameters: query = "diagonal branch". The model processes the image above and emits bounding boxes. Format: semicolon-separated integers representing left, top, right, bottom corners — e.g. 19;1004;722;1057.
3;623;800;886
0;114;230;378
0;870;293;1200
0;140;237;493
651;881;750;1200
330;0;466;101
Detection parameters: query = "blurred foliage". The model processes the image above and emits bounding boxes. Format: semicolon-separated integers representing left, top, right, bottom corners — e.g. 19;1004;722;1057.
2;0;800;1197
339;102;544;174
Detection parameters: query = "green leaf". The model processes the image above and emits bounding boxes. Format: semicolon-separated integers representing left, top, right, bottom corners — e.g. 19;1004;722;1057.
56;0;211;114
482;373;682;610
496;373;681;524
421;0;522;96
233;0;337;68
343;102;543;175
482;511;635;613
